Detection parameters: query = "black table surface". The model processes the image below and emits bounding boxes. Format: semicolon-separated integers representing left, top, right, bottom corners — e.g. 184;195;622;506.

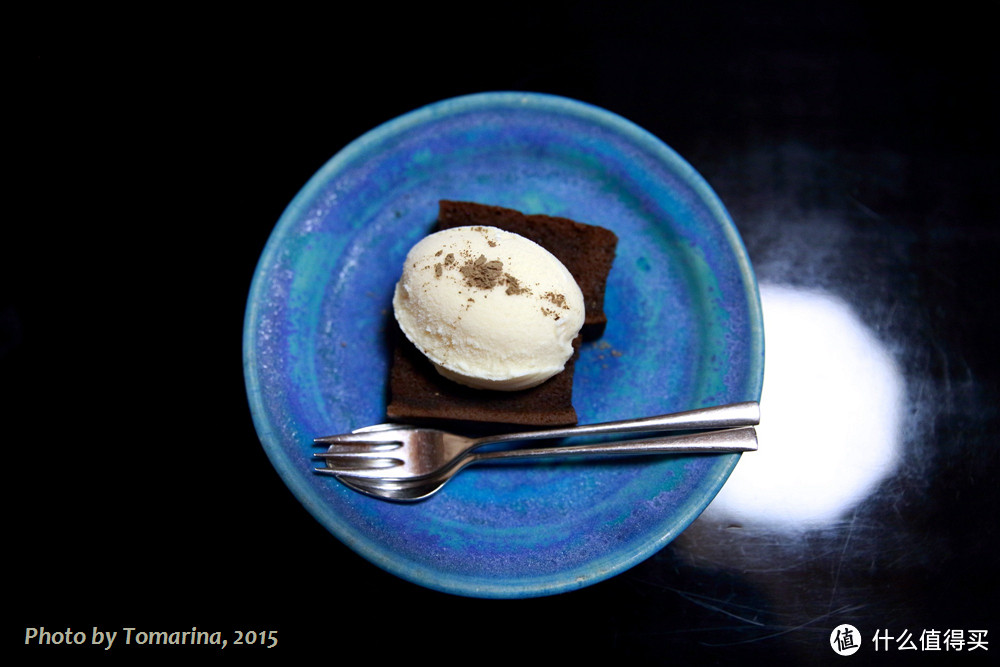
8;3;997;663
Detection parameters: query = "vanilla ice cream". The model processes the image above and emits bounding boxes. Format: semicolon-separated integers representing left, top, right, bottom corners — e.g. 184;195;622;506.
392;225;585;391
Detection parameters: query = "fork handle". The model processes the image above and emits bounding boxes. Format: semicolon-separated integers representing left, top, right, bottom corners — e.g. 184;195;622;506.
473;401;760;446
469;427;758;463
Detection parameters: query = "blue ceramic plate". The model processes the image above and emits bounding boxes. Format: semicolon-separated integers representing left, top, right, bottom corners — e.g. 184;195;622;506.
243;92;763;598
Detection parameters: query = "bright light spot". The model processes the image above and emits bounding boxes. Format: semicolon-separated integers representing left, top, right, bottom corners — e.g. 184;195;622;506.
701;283;903;530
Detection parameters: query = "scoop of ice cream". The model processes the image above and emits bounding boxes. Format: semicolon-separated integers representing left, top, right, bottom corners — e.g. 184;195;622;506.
393;225;585;391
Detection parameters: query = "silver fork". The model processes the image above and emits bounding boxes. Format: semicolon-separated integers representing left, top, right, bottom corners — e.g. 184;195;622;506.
329;427;758;502
313;401;759;481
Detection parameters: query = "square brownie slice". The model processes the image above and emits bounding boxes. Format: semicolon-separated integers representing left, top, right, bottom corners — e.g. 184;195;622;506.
385;201;617;426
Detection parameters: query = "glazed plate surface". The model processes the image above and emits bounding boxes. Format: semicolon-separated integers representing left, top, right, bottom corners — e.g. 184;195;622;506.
243;92;763;598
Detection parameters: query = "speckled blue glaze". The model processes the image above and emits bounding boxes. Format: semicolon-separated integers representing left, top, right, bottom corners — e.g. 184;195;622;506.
243;92;764;598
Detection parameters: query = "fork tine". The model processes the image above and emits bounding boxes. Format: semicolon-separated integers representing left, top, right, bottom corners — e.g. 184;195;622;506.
317;442;400;455
313;444;405;472
313;447;400;460
313;460;404;478
351;423;415;434
313;431;401;445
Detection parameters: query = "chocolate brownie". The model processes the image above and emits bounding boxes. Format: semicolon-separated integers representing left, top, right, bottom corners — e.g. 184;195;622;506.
386;201;617;426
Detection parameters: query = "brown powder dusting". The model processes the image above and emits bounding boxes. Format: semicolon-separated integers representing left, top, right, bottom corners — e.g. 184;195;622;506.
444;253;455;265
460;254;505;289
543;291;569;309
434;263;443;277
504;273;529;295
595;340;624;359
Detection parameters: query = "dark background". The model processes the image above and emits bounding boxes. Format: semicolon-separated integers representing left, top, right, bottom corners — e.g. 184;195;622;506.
8;2;997;662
